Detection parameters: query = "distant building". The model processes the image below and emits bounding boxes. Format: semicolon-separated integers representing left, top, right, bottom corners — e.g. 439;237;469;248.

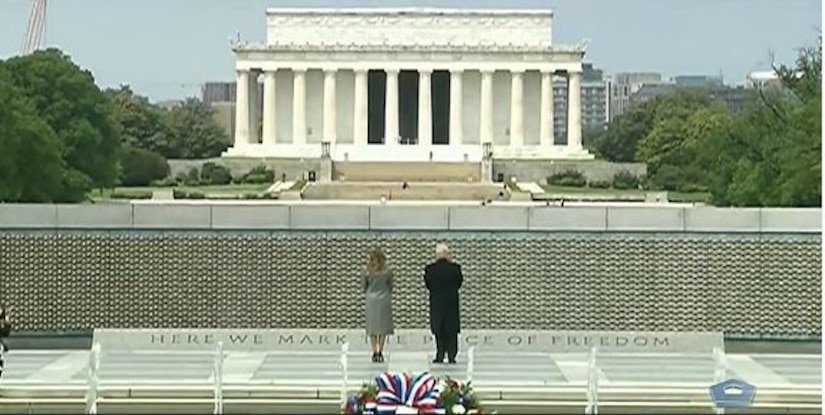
553;63;610;142
202;82;261;140
202;82;236;105
746;71;782;89
211;102;236;139
609;72;662;121
672;74;724;88
624;77;752;116
202;81;263;110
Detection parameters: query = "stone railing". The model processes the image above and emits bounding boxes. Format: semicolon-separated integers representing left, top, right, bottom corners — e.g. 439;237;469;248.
0;203;819;233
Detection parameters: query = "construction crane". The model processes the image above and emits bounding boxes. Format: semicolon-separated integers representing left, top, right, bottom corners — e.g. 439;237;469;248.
21;0;47;55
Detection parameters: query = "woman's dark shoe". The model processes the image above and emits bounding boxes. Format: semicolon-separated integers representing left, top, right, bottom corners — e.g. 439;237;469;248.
377;352;385;363
371;353;378;363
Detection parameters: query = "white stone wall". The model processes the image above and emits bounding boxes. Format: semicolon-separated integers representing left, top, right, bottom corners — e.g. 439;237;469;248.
266;8;553;48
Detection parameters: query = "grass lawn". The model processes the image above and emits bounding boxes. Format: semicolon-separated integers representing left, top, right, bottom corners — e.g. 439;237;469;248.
668;191;710;203
540;185;646;197
91;183;272;200
538;185;710;203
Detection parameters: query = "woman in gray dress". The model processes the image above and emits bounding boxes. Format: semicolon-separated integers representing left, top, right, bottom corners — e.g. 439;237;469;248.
363;248;394;363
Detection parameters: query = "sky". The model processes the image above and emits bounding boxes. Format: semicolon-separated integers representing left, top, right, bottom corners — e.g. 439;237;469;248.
0;0;820;102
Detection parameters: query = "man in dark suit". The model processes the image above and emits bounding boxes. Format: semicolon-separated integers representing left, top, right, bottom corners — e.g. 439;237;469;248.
0;304;10;379
424;243;464;364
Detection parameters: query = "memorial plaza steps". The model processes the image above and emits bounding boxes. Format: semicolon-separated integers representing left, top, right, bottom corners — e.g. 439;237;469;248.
332;161;481;182
0;329;821;414
0;350;820;414
301;181;508;201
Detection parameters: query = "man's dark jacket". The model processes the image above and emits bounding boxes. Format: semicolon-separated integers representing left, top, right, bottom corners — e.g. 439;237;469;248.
424;259;464;335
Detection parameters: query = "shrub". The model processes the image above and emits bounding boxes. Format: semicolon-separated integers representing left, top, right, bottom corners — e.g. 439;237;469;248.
150;177;178;187
172;189;206;199
677;183;709;193
119;146;170;187
588;180;612;189
242;193;261;200
547;170;586;187
200;162;232;185
243;173;271;184
183;167;201;186
613;171;641;190
242;165;275;184
110;190;153;200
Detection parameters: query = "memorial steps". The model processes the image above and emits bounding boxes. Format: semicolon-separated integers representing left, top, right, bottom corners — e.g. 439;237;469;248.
0;350;820;414
301;181;507;201
332;161;481;182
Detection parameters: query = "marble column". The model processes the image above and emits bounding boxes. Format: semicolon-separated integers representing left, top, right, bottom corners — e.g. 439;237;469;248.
509;70;524;148
449;69;463;145
384;69;399;145
417;69;433;145
479;69;494;144
353;69;369;145
539;70;554;148
323;69;337;143
292;68;307;145
262;70;277;147
567;70;583;150
248;71;260;144
233;70;250;147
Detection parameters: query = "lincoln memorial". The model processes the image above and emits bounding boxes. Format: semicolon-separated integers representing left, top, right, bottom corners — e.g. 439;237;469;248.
222;8;594;163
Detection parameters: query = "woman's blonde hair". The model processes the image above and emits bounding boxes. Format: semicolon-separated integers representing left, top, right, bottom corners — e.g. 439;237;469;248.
367;248;388;275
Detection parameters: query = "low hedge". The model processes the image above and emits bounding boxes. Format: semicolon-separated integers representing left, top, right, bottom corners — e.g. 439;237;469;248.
110;190;153;200
172;189;205;199
613;171;642;190
171;190;278;200
548;170;587;187
588;180;612;189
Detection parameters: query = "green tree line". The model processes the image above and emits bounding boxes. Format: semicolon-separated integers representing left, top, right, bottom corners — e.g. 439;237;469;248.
0;49;230;203
1;45;820;205
589;42;821;207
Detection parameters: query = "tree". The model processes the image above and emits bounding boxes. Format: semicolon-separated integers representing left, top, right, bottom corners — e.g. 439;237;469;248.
628;90;722;190
106;85;168;155
3;49;121;200
595;89;714;164
0;63;65;202
592;105;656;163
708;41;821;206
163;98;231;159
119;146;170;187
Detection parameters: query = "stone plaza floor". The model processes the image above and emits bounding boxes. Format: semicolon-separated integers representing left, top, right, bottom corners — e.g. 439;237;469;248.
1;349;819;388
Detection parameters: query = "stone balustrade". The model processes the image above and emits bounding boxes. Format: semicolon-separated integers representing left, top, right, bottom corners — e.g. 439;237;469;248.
0;203;819;233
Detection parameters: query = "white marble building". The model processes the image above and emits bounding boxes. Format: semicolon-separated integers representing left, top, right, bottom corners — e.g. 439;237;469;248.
223;8;594;162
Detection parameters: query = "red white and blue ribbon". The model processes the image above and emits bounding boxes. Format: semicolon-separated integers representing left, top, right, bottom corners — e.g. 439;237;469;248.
374;372;444;414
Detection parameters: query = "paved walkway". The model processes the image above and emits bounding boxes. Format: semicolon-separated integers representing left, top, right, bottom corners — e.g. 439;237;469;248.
1;350;819;389
266;181;296;193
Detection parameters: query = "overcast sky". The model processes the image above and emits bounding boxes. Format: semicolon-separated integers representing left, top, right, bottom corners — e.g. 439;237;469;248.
0;0;820;101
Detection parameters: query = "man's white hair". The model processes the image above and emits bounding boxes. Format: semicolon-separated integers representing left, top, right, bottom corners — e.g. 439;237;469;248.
435;243;451;259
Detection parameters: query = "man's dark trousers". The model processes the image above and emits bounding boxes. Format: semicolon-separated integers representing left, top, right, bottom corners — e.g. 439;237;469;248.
434;327;458;362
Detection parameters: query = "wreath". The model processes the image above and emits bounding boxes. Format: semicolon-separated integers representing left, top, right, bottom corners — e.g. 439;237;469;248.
343;372;486;414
